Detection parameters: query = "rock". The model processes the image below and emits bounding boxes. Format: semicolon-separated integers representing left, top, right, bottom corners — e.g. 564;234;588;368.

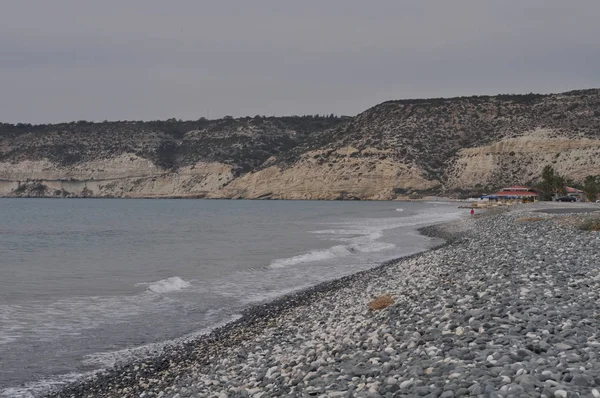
554;390;568;398
468;384;483;395
554;343;572;351
570;374;590;386
385;377;397;385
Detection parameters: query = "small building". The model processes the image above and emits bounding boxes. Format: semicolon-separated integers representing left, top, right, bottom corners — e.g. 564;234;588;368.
483;185;539;202
565;186;586;202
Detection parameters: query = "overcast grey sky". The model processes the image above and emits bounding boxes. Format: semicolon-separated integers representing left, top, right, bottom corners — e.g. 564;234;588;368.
1;1;599;123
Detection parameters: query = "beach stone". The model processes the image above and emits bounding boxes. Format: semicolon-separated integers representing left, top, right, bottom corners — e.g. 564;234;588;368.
554;343;572;351
554;390;568;398
468;384;483;395
569;374;591;386
385;376;398;385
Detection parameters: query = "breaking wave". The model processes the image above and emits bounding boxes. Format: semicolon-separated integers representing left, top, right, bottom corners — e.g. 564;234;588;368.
269;245;354;268
146;277;190;294
269;206;464;270
269;240;395;269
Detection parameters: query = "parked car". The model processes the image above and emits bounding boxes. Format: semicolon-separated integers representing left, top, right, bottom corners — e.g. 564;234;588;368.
557;196;576;202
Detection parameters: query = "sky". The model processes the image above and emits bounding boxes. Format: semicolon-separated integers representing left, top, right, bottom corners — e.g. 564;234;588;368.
1;1;599;124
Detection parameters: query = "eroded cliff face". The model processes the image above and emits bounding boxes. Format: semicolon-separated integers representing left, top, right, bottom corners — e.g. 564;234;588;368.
2;89;600;199
0;155;234;198
445;129;600;190
216;147;436;200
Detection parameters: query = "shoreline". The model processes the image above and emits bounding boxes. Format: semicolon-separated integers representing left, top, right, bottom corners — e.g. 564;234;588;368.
43;205;600;398
39;215;467;398
0;196;466;202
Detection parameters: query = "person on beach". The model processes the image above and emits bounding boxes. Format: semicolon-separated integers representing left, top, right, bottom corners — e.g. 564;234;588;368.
471;208;475;216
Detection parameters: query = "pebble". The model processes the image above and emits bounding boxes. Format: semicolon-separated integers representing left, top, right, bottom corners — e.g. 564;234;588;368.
554;390;568;398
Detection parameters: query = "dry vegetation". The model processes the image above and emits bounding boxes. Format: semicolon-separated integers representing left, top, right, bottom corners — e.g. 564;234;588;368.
579;218;600;231
369;294;395;310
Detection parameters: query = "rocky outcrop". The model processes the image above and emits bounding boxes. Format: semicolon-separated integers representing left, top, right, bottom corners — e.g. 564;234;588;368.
216;147;436;200
1;89;600;199
445;129;600;191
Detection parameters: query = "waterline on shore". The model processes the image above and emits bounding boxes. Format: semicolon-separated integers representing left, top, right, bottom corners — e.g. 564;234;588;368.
46;203;600;397
2;201;464;396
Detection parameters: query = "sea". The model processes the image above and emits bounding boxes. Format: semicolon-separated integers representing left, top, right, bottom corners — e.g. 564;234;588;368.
0;199;464;396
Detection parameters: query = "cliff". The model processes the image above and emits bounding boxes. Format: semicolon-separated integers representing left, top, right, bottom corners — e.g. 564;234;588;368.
2;89;600;199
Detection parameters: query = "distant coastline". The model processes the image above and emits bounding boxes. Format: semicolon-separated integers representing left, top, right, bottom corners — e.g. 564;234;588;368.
1;88;600;201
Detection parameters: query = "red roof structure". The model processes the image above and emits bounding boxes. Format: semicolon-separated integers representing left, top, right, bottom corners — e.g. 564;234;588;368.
486;185;539;198
494;190;539;197
565;186;583;194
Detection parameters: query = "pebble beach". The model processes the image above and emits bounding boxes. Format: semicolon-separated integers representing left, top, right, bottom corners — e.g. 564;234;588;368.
49;203;600;398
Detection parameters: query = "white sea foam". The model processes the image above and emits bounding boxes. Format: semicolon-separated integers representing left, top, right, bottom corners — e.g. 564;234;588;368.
82;313;242;369
146;277;190;294
269;231;395;269
1;314;243;398
270;206;463;270
0;296;143;346
1;370;96;398
269;245;355;268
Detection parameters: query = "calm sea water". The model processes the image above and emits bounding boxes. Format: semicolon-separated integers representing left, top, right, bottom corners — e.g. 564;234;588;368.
0;199;463;396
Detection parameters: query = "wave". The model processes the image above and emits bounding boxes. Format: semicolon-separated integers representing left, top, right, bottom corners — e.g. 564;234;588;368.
1;370;97;398
269;240;395;269
82;313;242;369
1;314;243;398
269;245;353;268
272;206;464;270
146;277;190;294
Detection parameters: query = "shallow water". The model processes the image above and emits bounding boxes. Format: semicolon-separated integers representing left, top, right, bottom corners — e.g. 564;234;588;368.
0;199;464;396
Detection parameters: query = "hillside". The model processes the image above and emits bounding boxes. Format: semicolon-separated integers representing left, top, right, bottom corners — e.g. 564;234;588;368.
1;89;600;199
